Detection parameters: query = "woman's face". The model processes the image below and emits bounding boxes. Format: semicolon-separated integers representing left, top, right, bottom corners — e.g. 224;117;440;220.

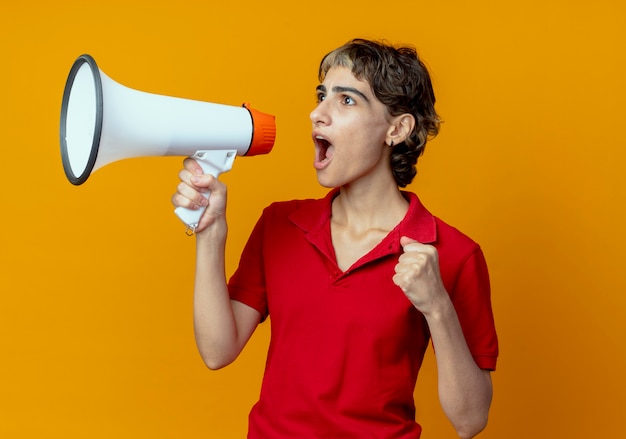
310;66;395;189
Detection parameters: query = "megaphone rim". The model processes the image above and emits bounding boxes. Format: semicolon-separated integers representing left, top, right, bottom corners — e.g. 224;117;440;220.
60;54;103;185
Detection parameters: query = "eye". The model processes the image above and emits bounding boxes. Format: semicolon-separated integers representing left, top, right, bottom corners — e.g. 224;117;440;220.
341;95;356;105
316;92;326;103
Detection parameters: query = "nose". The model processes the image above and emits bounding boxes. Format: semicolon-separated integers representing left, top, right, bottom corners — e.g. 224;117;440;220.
310;99;330;126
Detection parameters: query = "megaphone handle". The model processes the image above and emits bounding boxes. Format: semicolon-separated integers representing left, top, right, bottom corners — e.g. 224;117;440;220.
174;150;237;234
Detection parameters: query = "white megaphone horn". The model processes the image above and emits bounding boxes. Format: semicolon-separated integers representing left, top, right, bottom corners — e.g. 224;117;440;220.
60;54;276;232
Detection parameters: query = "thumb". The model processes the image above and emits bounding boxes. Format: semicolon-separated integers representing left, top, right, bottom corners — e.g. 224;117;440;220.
400;236;419;248
400;236;421;252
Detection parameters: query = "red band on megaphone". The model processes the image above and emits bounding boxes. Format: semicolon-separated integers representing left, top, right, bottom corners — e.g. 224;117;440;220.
244;103;276;156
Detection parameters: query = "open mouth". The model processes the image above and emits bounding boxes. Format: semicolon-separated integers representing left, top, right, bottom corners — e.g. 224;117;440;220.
314;135;335;168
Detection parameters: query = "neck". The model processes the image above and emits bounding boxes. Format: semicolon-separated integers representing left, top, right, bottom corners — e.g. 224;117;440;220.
332;182;409;233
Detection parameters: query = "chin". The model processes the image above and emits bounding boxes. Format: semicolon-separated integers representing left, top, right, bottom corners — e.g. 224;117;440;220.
316;172;342;189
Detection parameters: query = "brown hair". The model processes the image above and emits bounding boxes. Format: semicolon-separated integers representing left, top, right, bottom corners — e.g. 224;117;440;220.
319;39;441;187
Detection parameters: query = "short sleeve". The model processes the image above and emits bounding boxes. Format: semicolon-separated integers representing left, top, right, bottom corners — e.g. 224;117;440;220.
228;209;270;322
450;247;499;371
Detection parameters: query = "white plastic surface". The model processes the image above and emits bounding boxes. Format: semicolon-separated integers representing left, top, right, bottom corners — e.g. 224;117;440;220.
94;71;253;174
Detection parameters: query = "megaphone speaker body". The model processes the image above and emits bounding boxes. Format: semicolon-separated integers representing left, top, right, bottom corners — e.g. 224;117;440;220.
60;54;275;230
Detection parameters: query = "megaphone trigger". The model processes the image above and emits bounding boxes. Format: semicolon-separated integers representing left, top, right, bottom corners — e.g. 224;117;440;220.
190;149;237;176
173;149;237;232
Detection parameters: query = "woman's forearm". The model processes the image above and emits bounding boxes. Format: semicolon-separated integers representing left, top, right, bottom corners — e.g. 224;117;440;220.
424;297;493;439
192;220;258;370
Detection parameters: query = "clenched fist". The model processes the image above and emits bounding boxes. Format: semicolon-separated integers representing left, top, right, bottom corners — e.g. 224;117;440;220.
393;236;448;316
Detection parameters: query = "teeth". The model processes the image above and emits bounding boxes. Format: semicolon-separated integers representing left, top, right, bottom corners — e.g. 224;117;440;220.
315;135;330;145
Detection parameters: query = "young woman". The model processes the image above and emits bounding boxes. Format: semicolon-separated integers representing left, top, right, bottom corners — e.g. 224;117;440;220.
172;38;498;439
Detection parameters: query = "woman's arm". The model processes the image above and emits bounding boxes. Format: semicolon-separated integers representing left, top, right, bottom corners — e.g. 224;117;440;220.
393;237;492;438
173;159;261;370
423;299;493;438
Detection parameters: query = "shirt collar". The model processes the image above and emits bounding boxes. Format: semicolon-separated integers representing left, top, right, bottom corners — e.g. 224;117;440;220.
289;189;438;251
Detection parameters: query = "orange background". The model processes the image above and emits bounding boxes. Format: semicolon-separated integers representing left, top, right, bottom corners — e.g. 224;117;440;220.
1;1;624;437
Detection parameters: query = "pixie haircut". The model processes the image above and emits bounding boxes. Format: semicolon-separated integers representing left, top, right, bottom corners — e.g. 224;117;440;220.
319;39;441;187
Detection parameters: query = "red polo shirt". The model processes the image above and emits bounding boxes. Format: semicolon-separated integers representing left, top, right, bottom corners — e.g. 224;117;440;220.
228;189;498;438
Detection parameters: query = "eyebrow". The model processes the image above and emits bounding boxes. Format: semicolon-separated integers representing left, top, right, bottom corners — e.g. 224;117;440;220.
316;85;370;103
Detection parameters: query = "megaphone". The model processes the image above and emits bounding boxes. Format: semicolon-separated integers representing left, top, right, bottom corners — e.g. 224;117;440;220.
60;54;276;231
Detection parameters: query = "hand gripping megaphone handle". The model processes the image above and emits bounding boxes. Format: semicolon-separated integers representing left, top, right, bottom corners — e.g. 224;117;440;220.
174;149;237;234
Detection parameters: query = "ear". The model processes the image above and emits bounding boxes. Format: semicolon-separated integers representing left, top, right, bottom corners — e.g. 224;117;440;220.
386;114;415;146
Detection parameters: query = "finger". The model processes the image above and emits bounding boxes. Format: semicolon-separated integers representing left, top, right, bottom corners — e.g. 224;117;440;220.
392;272;411;293
183;157;204;175
178;168;195;188
172;181;206;209
179;167;215;192
172;191;202;210
190;173;216;191
396;253;427;275
175;181;209;208
394;262;411;276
